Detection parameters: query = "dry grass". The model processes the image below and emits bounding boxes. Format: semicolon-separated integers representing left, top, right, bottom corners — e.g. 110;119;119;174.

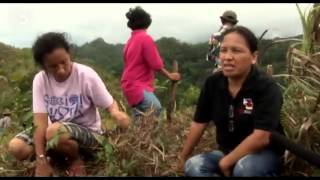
0;106;216;177
92;106;216;176
278;47;320;176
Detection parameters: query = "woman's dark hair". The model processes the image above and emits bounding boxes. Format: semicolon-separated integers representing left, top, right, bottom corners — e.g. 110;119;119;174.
126;6;152;30
32;32;71;66
221;26;258;53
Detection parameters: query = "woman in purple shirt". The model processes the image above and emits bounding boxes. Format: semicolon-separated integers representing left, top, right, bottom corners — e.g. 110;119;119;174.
8;32;131;176
121;6;181;119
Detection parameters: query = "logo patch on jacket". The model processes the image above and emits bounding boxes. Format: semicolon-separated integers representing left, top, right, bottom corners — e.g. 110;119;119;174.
243;98;253;114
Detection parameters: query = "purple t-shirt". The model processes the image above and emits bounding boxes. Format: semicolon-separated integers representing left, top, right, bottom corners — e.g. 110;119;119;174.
32;62;113;134
121;30;164;106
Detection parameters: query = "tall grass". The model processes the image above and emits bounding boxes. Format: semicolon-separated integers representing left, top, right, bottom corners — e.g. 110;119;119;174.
276;3;320;176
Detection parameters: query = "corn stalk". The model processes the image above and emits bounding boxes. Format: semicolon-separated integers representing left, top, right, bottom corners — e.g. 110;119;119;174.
280;3;320;176
296;3;320;55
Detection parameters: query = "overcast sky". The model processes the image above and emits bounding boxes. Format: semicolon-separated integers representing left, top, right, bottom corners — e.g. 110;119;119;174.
0;3;313;48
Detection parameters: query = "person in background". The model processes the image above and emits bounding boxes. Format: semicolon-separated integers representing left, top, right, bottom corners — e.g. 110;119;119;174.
121;6;181;120
207;10;238;71
0;109;11;129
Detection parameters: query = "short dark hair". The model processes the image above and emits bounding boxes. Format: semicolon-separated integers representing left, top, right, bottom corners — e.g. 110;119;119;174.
126;6;152;30
32;32;71;66
221;26;258;53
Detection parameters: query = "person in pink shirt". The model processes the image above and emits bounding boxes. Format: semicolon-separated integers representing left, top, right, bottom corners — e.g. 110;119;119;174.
121;6;181;119
7;32;131;176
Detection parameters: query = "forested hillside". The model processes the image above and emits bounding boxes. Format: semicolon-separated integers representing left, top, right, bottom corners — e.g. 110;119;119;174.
73;35;293;108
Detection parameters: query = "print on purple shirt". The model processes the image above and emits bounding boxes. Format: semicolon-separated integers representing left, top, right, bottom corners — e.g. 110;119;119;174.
44;94;84;122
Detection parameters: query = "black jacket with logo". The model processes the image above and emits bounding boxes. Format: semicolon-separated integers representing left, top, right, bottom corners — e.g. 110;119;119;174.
194;65;285;155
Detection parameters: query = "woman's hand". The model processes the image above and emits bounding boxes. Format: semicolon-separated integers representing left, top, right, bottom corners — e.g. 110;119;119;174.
218;156;234;177
169;72;181;82
35;157;54;176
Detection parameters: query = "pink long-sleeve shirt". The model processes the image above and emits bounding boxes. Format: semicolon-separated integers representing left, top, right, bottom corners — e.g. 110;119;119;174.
121;30;164;106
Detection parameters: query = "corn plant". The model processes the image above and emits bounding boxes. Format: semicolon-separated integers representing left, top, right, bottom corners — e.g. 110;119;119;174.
296;4;320;55
277;3;320;176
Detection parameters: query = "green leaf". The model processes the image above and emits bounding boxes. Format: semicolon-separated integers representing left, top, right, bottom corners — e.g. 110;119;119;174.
22;111;33;123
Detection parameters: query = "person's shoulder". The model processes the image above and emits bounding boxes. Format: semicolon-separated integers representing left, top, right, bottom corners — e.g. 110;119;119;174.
142;32;154;41
209;71;224;80
73;62;100;79
254;68;280;92
205;71;224;86
33;70;46;82
74;62;95;72
34;70;44;77
133;31;154;46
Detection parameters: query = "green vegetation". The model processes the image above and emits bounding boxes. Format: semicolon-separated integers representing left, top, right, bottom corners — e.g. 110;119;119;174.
274;4;320;176
0;36;293;176
0;4;319;176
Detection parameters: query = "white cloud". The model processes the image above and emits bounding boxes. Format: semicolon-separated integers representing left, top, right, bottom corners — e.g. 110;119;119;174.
0;3;313;48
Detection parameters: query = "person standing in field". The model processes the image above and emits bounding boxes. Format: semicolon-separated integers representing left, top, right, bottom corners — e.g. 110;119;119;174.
121;6;181;120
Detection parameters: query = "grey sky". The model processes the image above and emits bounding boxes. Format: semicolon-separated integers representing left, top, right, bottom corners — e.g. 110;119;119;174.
0;3;313;48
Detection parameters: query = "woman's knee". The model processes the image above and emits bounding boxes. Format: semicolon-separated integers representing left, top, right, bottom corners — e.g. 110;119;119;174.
185;151;224;176
233;155;256;177
45;122;69;142
185;152;220;176
233;153;280;177
8;138;33;161
184;155;205;176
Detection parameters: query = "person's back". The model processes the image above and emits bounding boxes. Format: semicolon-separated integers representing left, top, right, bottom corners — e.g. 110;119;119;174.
121;6;181;119
121;29;163;108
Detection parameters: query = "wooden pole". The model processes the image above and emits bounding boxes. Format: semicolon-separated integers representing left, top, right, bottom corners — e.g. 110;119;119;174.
167;60;179;124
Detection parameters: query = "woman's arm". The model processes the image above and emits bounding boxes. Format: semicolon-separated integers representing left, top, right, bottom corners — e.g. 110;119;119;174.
177;121;209;171
106;100;132;129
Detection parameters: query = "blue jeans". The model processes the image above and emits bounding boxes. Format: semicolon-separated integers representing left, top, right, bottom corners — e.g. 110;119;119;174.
132;90;162;119
185;150;281;177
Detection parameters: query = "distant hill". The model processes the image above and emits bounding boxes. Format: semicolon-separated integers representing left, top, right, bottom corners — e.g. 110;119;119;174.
72;34;302;84
0;33;302;109
0;33;302;85
73;38;124;76
0;43;34;83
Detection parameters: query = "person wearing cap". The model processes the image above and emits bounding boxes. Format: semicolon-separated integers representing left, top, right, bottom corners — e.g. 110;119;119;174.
121;6;181;120
207;10;239;70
